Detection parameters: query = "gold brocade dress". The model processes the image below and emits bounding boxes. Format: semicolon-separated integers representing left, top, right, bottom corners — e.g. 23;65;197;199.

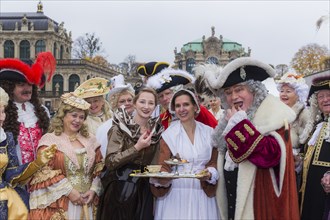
0;132;29;220
28;132;104;220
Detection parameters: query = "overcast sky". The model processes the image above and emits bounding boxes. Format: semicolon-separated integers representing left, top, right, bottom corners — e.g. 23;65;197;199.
1;0;329;69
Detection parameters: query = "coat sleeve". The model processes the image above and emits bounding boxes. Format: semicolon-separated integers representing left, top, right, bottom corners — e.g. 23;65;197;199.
225;119;281;168
105;125;139;171
200;147;218;197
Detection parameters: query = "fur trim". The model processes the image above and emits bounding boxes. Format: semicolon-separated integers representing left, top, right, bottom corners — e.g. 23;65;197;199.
253;95;296;134
268;131;287;197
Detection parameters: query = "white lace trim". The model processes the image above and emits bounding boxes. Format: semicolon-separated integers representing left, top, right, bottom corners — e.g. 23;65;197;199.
90;176;102;196
0;127;6;142
224;151;238;171
206;166;219;185
29;178;73;209
222;111;247;136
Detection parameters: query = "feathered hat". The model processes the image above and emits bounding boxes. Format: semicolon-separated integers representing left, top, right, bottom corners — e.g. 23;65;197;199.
0;52;56;88
194;57;275;90
73;77;110;99
146;67;195;93
108;74;134;97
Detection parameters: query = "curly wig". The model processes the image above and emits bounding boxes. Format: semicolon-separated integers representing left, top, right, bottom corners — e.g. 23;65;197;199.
48;103;89;138
108;88;134;111
0;80;50;141
212;80;268;153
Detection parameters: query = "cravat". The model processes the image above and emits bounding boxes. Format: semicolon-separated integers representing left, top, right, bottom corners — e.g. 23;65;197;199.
22;103;26;111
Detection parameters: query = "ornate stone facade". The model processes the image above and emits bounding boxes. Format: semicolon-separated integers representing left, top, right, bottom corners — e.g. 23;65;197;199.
174;26;251;73
0;1;124;112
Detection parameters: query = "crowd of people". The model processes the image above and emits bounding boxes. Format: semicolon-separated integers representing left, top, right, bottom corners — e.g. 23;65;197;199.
0;54;329;220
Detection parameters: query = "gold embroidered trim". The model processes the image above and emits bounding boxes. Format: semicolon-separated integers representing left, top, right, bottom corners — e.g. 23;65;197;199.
50;209;68;220
227;138;239;151
228;134;263;163
30;167;62;185
244;124;255;136
235;131;246;143
93;162;104;175
312;123;330;167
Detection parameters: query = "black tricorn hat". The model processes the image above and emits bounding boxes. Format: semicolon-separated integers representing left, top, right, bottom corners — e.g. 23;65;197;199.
194;57;276;90
137;61;170;77
146;68;195;93
307;74;330;100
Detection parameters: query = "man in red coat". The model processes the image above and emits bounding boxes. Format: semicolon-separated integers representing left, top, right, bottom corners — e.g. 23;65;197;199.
195;57;300;220
138;62;217;129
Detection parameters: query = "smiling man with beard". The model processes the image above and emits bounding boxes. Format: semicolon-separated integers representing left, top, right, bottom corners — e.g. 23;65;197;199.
0;52;55;165
195;57;300;220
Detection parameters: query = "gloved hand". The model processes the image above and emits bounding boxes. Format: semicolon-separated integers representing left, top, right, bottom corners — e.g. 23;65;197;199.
11;144;57;185
35;144;57;167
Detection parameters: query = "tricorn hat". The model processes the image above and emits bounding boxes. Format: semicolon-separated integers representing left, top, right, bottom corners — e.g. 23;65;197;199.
0;52;56;88
195;57;275;90
73;77;110;99
146;68;195;93
307;72;330;100
137;61;170;77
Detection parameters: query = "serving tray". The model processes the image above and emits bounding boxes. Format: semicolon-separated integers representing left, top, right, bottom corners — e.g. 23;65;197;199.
129;172;206;179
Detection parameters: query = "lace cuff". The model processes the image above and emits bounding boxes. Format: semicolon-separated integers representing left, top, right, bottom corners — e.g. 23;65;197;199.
206;167;219;185
90;176;102;196
222;111;247;136
30;178;73;209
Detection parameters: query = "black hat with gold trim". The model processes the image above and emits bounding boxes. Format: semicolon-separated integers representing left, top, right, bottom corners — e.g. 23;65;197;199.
195;57;275;90
137;62;170;77
146;67;195;93
307;72;330;100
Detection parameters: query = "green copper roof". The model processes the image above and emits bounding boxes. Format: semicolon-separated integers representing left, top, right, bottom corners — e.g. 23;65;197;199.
181;37;243;53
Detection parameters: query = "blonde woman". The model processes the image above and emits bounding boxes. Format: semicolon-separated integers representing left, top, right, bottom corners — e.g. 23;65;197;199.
28;93;103;220
74;77;112;135
96;74;135;158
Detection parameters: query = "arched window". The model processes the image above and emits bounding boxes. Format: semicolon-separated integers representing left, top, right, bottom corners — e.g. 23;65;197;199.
35;40;46;56
178;61;183;69
206;57;219;64
19;40;30;60
52;74;64;95
87;75;91;80
186;58;195;74
4;40;14;58
60;45;64;59
68;74;80;92
53;42;57;59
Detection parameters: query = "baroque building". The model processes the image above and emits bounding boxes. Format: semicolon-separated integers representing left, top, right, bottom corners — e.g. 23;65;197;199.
0;1;124;112
174;26;251;73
